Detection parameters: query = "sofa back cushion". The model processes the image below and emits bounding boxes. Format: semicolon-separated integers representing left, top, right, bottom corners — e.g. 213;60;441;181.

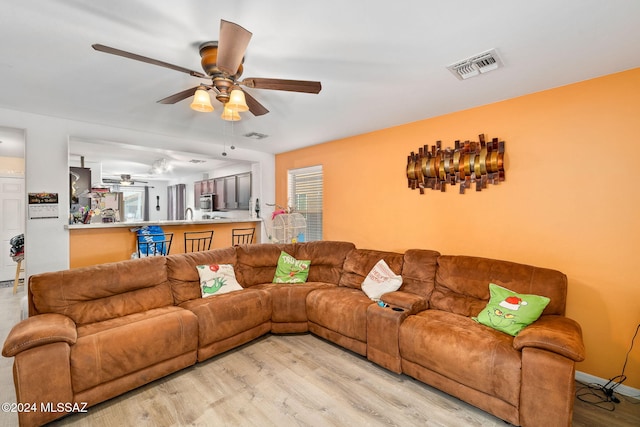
29;256;173;325
166;247;237;304
431;255;567;317
235;243;297;287
294;241;355;284
400;249;440;298
339;249;404;289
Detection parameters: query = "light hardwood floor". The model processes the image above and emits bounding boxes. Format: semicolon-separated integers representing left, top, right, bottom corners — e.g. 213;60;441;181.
1;285;638;427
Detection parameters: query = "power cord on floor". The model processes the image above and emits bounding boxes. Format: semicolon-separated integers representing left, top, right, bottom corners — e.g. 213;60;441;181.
576;323;640;411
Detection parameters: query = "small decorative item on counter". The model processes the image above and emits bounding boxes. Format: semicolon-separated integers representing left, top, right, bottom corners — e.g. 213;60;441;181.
74;206;94;224
101;208;117;223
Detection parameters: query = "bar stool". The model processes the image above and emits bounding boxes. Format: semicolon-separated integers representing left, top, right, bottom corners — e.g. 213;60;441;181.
232;227;255;245
13;254;24;295
137;233;173;257
184;230;214;252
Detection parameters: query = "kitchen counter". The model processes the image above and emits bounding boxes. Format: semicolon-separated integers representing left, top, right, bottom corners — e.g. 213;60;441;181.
65;217;261;230
67;218;263;268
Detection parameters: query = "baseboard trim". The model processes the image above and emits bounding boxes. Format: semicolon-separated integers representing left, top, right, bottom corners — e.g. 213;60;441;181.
576;371;640;397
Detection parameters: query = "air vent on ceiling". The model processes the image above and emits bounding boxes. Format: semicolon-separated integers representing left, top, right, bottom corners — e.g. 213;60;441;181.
244;132;269;140
447;48;503;80
189;159;206;164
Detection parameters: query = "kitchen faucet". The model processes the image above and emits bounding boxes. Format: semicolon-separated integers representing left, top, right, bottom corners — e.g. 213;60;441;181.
185;207;193;220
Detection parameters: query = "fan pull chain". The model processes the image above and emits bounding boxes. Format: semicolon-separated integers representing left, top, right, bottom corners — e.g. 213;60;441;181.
230;119;236;150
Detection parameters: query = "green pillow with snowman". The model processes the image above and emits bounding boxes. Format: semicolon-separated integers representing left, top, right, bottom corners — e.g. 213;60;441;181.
474;283;550;336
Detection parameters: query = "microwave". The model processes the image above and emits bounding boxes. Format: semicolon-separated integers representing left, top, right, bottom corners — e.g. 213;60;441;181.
199;194;216;212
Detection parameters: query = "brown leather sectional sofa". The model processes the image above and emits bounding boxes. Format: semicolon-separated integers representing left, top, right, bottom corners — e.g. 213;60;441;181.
2;241;585;426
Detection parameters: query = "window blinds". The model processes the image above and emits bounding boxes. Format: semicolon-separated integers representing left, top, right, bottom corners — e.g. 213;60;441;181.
288;165;323;241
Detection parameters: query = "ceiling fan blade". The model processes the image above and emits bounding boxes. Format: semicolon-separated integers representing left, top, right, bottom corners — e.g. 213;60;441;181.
242;90;269;116
216;20;252;75
92;44;207;78
241;78;322;94
157;86;201;104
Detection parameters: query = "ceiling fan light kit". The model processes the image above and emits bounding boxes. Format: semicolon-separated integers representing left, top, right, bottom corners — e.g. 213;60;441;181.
228;88;249;112
220;105;241;121
119;174;133;186
93;19;321;123
190;86;214;112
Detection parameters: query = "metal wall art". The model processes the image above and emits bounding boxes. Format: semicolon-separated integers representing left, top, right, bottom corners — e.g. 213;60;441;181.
406;134;505;194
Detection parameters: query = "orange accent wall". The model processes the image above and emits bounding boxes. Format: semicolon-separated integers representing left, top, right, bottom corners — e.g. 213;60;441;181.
276;68;640;388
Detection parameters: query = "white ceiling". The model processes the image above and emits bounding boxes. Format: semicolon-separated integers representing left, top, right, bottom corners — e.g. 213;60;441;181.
2;1;640;177
68;138;248;183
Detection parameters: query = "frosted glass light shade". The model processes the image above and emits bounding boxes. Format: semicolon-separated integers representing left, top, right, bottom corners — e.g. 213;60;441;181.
190;87;214;112
221;105;241;121
228;88;249;112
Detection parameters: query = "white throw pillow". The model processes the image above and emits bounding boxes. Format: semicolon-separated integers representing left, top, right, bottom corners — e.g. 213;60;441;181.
196;264;243;298
361;259;403;301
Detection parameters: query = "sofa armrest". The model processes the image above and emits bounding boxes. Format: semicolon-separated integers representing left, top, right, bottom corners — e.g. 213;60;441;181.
513;315;585;362
380;291;427;314
2;313;77;357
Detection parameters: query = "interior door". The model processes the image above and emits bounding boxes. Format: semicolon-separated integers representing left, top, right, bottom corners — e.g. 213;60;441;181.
0;177;25;281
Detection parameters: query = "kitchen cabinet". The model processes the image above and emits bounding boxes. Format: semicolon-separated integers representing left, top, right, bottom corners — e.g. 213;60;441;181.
207;179;216;194
237;173;251;210
193;180;210;210
224;176;238;209
194;181;203;208
195;172;251;211
214;178;225;210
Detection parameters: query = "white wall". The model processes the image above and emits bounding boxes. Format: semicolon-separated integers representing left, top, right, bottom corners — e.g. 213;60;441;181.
0;106;275;277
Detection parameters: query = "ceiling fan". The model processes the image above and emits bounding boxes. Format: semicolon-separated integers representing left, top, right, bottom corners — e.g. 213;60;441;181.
103;174;148;186
92;19;322;118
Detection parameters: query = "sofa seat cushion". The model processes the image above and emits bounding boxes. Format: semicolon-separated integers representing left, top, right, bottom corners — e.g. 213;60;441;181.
179;289;272;347
253;282;335;323
307;287;374;342
71;306;198;393
399;310;522;406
